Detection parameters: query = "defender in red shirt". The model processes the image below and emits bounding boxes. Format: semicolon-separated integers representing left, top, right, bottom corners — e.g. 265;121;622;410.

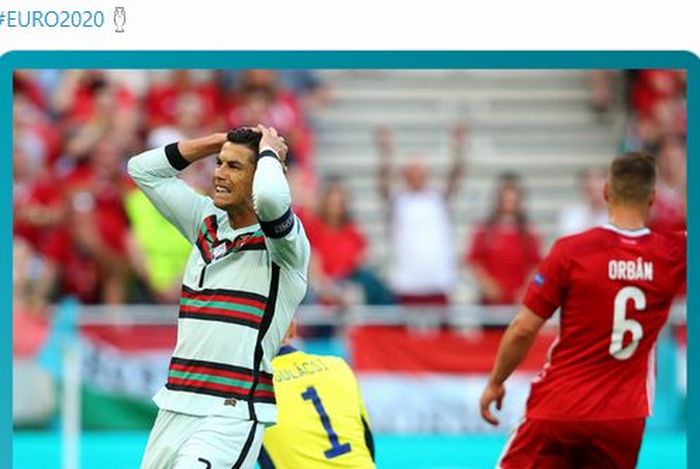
480;152;686;469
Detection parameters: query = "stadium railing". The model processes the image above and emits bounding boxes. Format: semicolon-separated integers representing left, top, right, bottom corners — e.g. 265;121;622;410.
20;301;688;469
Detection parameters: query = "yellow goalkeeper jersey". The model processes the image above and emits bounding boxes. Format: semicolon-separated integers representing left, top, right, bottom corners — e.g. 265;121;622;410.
259;345;375;469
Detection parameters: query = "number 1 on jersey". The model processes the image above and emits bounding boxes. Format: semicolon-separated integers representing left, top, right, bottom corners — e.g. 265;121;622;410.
301;386;352;459
609;286;646;360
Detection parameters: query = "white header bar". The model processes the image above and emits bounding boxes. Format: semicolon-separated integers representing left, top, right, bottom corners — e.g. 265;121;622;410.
0;1;697;55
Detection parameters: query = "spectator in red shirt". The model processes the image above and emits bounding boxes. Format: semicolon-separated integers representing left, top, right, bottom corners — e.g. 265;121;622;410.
147;90;210;148
629;70;686;150
45;136;134;304
13;140;66;251
144;70;223;130
14;71;46;110
649;134;686;234
56;71;141;166
307;179;393;306
631;70;684;120
467;173;541;305
52;70;137;125
13;80;62;167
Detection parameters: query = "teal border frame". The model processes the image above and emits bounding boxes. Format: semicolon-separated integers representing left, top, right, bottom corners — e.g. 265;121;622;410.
1;50;698;469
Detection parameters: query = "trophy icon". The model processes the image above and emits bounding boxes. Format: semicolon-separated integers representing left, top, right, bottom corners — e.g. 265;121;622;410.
114;7;126;33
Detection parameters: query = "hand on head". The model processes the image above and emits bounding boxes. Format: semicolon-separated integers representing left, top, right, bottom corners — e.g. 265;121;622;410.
256;124;288;164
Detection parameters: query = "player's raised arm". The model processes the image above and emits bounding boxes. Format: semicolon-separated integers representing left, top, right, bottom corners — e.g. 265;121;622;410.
375;125;394;202
127;133;226;244
480;306;546;426
444;122;468;200
252;125;310;271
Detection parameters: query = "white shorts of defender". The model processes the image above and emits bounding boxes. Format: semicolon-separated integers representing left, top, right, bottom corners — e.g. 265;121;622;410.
140;410;265;469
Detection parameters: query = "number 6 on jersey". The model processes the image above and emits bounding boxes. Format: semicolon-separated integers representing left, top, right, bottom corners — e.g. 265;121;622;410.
609;286;646;360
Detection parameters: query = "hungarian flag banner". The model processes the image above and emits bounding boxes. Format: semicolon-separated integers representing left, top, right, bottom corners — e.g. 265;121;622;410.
79;324;176;430
348;325;558;434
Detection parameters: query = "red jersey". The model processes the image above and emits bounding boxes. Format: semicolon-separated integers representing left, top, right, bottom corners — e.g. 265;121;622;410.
523;224;686;420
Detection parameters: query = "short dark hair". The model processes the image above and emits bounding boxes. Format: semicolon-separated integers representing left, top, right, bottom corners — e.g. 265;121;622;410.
609;151;656;205
498;171;521;185
226;127;262;158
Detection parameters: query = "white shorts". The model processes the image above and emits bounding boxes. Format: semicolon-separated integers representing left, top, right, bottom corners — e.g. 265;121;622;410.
140;410;265;469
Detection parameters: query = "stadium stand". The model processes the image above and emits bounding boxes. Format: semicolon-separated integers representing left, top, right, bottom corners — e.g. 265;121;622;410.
311;70;625;301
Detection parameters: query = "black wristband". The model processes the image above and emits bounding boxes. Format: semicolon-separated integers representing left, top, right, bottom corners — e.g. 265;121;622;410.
258;149;279;162
165;143;190;171
259;207;295;239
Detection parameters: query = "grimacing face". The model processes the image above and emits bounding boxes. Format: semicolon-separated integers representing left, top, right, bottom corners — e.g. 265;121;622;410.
212;142;257;211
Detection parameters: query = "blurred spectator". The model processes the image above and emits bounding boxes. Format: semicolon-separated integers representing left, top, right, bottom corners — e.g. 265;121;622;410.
148;90;210;147
225;70;314;170
649;135;686;234
277;70;332;115
52;70;137;125
13;238;55;424
556;167;608;236
13;74;62;167
376;124;468;306
627;69;686;151
56;71;141;166
589;70;614;114
13;238;53;328
43;137;134;304
304;179;394;306
288;166;319;223
14;71;48;110
466;173;541;305
144;70;223;130
13;140;65;251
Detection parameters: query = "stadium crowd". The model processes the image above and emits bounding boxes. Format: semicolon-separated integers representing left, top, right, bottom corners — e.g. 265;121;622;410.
13;69;687;355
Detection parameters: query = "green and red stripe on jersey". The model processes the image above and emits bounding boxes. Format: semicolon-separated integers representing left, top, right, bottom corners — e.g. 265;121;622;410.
196;215;266;263
179;285;268;329
234;231;266;252
166;357;275;403
195;215;218;263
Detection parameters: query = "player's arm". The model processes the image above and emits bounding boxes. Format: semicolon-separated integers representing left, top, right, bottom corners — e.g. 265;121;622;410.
127;133;226;243
444;122;468;200
480;239;567;426
252;125;310;272
480;306;546;426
